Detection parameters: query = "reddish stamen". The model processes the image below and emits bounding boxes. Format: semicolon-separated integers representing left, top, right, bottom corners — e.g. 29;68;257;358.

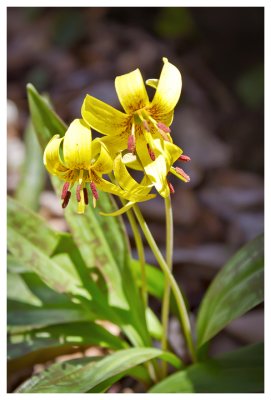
76;184;81;202
147;143;155;161
90;182;99;200
143;121;150;132
157;122;171;133
175;167;190;182
167;181;175;194
83;188;89;205
178;155;191;162
61;182;70;199
128;134;136;154
62;190;71;208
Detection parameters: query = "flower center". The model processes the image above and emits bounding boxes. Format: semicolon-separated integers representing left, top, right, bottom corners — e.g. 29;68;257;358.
126;109;172;160
61;169;99;213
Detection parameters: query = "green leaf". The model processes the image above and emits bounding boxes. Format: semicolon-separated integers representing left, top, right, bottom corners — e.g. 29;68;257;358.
7;225;92;301
17;348;182;393
7;197;134;330
27;83;67;148
8;321;126;360
196;234;264;348
149;343;264;393
26;84;151;347
15;121;46;211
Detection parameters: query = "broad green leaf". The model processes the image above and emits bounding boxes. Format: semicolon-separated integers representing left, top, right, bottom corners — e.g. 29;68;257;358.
27;83;67;148
7;225;91;301
27;85;151;347
8;300;90;331
8;321;126;360
17;348;182;393
196;234;264;348
14;356;102;393
7;197;136;332
15;121;46;211
150;342;264;393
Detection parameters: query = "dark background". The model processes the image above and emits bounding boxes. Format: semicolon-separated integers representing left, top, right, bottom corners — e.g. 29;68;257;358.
7;6;264;384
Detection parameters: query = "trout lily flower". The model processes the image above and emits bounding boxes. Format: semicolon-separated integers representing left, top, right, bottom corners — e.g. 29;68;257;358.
43;119;155;214
81;57;190;197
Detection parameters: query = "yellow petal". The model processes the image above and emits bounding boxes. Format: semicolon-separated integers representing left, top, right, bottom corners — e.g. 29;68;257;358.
92;172;155;203
100;201;135;217
91;139;113;174
82;94;131;136
100;132;129;156
150;57;182;115
157;110;174;127
122;151;143;171
43;134;68;177
114;154;153;197
63;119;92;170
115;68;149;114
146;78;158;89
136;132;182;198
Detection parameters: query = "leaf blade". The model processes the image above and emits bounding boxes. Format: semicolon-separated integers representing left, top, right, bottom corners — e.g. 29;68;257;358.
196;235;264;348
149;343;264;393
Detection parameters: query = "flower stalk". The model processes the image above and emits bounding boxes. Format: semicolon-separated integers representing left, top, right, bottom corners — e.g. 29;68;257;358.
132;204;197;363
161;195;174;377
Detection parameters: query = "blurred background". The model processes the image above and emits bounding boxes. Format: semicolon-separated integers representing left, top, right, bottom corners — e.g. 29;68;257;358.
7;6;264;390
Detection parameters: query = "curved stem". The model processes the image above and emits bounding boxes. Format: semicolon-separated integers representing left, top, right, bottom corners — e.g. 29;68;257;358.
133;204;196;363
161;196;173;377
125;208;148;309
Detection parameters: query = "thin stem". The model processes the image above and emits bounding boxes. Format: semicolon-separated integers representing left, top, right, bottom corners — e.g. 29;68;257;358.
133;204;197;363
126;208;148;308
161;195;173;377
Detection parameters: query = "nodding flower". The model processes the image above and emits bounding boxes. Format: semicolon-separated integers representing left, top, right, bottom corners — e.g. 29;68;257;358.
43;119;156;213
81;58;190;197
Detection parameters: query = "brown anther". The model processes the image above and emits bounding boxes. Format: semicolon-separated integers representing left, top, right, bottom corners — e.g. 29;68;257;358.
143;121;150;132
127;134;136;154
147;143;155;161
83;188;89;205
62;190;71;208
157;122;171;133
175;167;190;182
90;182;99;200
61;182;70;199
167;181;175;194
76;184;81;202
178;155;191;162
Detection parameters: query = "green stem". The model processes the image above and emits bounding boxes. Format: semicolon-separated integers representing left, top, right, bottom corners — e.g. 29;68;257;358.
133;204;197;363
125;208;148;309
161;195;173;377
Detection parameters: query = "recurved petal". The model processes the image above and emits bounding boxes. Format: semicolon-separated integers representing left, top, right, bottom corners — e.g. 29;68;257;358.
100;201;135;217
150;57;182;115
43;134;68;176
82;94;131;136
136;133;182;198
92;171;155;203
146;78;158;89
115;68;149;114
114;153;154;197
91;140;113;174
63;119;92;170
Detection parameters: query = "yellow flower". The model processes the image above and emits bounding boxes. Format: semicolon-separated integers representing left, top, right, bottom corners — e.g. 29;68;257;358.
81;57;190;197
43;119;155;214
